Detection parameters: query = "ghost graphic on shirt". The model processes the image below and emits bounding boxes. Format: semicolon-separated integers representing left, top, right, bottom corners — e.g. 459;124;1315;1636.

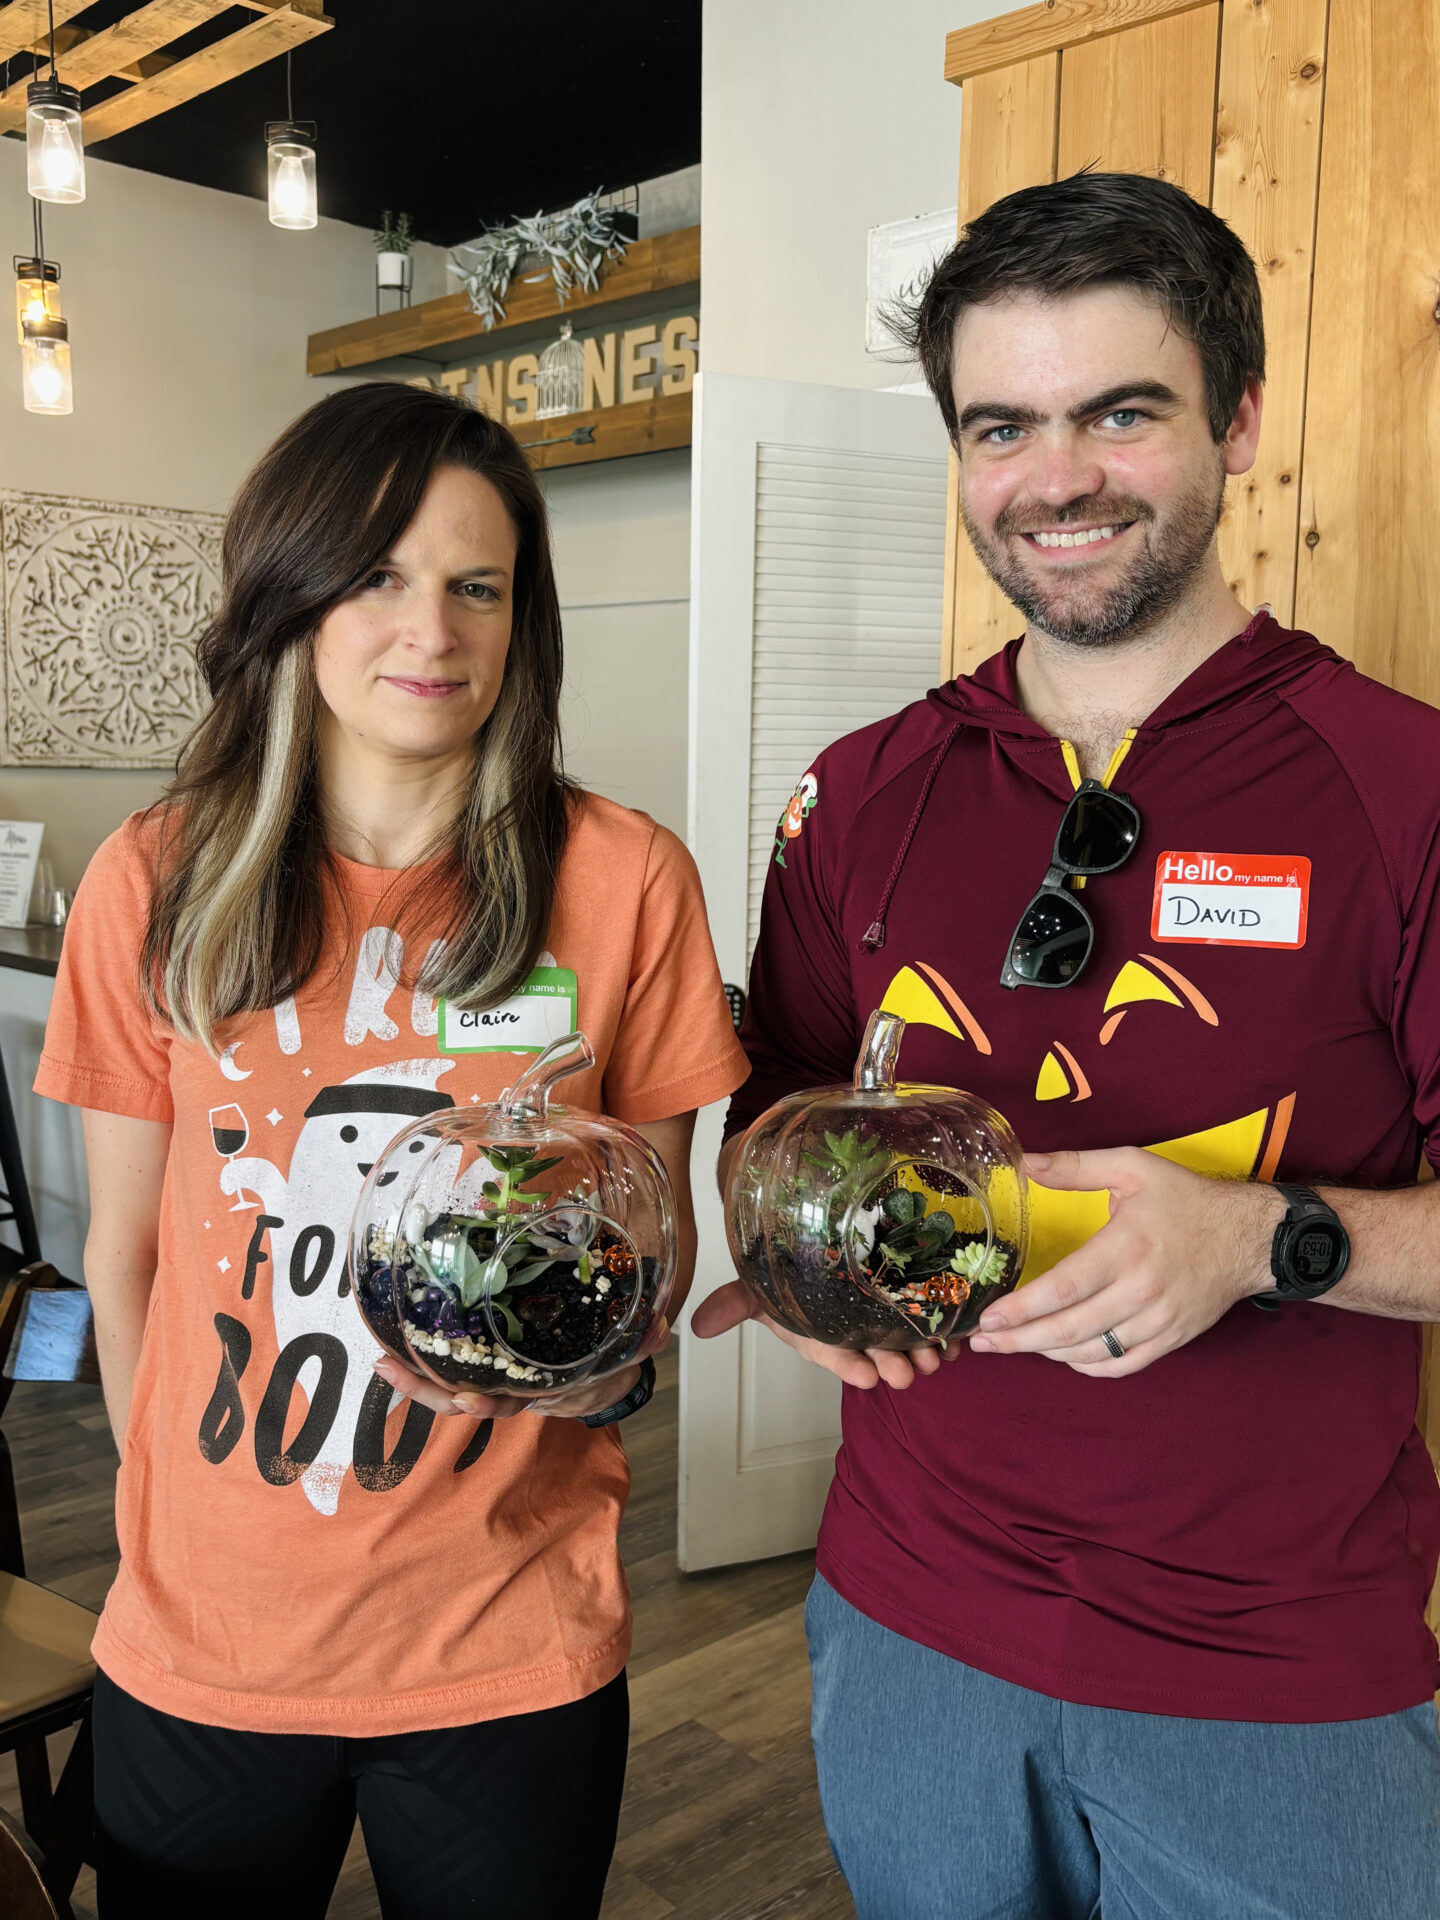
220;1057;459;1516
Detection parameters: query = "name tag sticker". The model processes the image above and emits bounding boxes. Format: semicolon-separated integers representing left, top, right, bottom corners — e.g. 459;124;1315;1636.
1151;852;1310;950
438;966;579;1053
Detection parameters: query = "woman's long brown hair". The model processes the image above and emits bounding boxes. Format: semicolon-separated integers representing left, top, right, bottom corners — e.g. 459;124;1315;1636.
141;382;572;1051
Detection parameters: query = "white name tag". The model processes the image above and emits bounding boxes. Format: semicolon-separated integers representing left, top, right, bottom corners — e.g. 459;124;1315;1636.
438;965;579;1053
1150;852;1310;950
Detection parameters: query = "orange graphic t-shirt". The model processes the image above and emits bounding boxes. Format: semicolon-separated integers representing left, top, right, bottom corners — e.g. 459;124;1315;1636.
36;794;747;1735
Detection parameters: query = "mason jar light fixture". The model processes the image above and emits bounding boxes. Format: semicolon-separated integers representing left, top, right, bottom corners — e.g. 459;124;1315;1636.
26;2;85;204
14;257;61;345
21;315;73;415
266;52;317;230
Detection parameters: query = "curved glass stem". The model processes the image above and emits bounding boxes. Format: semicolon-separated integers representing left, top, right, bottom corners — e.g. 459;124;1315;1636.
853;1009;904;1092
500;1031;595;1119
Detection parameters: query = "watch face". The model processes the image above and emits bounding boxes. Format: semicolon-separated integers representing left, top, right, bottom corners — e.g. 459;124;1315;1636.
1289;1221;1347;1284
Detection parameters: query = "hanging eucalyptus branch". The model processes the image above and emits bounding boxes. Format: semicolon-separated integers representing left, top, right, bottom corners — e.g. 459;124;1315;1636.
448;189;632;331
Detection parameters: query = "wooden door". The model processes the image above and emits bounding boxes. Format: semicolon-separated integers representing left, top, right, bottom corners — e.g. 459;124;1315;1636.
942;0;1440;1638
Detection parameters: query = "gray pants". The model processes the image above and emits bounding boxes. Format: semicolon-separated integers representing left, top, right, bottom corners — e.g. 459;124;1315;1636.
807;1573;1440;1920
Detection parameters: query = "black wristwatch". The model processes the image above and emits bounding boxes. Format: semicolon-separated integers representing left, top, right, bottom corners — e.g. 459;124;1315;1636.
1257;1185;1350;1303
580;1356;656;1428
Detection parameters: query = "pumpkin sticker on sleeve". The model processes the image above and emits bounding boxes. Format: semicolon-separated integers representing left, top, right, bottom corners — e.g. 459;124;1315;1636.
774;773;818;867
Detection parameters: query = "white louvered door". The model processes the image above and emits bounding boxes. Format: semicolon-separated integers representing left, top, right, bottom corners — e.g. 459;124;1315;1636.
681;372;950;1570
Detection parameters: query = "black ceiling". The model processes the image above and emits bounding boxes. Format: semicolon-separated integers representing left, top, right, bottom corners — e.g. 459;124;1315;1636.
73;0;701;248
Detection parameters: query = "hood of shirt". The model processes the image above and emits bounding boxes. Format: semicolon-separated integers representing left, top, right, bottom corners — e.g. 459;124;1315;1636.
926;611;1351;745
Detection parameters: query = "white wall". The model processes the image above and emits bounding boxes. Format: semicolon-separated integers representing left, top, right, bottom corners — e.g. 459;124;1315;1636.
0;139;447;887
701;0;996;389
544;449;690;838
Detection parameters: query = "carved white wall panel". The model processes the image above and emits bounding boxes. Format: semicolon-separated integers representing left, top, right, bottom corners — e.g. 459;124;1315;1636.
0;489;221;769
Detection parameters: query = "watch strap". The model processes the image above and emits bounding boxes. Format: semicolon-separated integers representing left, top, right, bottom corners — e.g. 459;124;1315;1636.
580;1355;656;1428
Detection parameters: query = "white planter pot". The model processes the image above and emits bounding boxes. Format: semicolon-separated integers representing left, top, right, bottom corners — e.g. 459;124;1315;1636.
376;250;412;291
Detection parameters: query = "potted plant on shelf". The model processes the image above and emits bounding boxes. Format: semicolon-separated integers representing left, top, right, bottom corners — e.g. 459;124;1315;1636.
373;209;415;310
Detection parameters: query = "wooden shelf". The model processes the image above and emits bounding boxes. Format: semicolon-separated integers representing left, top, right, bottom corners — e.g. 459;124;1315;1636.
512;392;692;472
307;225;701;376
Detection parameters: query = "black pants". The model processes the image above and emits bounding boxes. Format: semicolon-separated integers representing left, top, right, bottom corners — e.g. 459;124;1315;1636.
91;1667;629;1919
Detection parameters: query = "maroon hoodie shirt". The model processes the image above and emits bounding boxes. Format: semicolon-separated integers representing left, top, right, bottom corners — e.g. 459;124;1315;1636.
727;614;1440;1722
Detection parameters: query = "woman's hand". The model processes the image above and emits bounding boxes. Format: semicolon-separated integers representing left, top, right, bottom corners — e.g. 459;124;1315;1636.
372;1315;670;1421
689;1279;954;1390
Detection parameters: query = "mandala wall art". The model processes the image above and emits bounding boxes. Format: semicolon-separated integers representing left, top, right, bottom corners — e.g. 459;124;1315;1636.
0;489;221;769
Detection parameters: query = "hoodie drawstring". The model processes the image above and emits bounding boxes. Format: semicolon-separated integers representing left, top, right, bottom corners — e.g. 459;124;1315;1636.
859;723;962;953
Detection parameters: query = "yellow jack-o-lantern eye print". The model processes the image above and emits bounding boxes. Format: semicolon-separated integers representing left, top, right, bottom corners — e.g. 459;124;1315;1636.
1035;1043;1091;1103
879;963;991;1054
1099;954;1218;1044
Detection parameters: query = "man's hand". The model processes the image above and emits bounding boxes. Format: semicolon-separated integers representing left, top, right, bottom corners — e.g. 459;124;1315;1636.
969;1149;1282;1375
690;1279;951;1389
372;1316;670;1421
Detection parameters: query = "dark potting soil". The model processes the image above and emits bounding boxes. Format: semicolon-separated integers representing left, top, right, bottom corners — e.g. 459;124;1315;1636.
355;1220;653;1391
736;1231;1020;1351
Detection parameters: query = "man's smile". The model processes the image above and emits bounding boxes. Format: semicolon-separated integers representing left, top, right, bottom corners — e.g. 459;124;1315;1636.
1018;521;1136;554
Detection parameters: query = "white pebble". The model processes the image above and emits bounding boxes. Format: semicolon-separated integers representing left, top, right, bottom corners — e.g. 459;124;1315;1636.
432;1337;451;1357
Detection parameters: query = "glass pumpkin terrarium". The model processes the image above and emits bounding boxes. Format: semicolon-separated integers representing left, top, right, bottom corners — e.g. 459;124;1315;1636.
726;1010;1029;1350
349;1033;676;1398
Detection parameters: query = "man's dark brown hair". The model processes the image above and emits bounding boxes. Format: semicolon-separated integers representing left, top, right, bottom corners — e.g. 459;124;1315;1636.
897;172;1265;444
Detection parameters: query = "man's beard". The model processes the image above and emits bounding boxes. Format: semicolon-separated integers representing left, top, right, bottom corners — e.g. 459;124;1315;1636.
961;462;1226;648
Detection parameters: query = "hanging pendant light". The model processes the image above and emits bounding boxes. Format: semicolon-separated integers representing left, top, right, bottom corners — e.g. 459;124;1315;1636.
26;1;85;204
22;316;72;414
14;257;61;344
266;51;317;230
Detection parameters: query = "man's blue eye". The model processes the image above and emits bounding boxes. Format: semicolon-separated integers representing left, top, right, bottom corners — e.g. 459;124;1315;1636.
986;425;1022;444
1104;410;1142;429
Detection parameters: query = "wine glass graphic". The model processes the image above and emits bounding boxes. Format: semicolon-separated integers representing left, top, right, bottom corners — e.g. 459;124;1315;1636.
209;1103;256;1211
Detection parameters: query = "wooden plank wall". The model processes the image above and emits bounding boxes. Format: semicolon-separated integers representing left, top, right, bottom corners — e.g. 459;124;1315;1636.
1055;2;1220;197
1294;0;1440;707
941;54;1060;680
1211;0;1328;624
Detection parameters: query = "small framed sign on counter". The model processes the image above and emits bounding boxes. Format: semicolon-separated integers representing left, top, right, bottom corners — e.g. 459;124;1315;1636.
0;822;44;928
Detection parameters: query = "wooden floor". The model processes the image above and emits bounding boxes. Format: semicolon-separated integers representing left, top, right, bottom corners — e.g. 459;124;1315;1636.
0;1349;855;1919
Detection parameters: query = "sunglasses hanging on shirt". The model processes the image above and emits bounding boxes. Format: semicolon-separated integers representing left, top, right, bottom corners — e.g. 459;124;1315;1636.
1000;781;1141;989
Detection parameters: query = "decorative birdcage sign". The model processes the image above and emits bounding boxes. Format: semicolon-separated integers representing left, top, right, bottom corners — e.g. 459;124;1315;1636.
535;320;585;419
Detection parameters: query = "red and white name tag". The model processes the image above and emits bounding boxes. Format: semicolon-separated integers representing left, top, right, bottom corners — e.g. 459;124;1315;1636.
1150;852;1310;949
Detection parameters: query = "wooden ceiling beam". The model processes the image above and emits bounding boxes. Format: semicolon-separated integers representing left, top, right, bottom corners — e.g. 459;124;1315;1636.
81;1;333;144
0;2;230;136
0;0;93;64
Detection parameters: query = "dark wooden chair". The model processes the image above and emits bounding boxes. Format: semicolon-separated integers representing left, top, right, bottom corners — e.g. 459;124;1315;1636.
0;1263;100;1910
0;1804;69;1920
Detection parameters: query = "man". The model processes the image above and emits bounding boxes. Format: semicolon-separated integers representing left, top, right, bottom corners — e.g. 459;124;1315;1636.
694;173;1440;1919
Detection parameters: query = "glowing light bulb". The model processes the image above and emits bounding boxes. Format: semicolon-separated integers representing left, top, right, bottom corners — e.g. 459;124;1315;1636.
273;156;308;220
266;130;317;230
14;263;61;345
25;87;85;205
21;319;73;416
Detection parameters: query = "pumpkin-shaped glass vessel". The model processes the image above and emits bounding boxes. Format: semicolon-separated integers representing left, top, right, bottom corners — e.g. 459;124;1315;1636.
348;1033;676;1398
726;1010;1029;1349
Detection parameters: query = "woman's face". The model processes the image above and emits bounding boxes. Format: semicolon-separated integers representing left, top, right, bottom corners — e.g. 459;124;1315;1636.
312;463;520;766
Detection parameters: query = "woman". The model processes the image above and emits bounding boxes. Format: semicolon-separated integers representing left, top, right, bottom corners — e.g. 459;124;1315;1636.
36;383;747;1917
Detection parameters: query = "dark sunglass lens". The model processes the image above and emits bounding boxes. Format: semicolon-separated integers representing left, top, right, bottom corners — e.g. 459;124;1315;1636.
1057;788;1139;873
1008;890;1093;986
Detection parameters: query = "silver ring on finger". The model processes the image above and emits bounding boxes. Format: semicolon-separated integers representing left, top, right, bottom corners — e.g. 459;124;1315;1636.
1100;1328;1126;1361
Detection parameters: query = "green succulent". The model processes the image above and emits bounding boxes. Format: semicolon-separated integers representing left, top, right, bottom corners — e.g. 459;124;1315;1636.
951;1239;1011;1289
